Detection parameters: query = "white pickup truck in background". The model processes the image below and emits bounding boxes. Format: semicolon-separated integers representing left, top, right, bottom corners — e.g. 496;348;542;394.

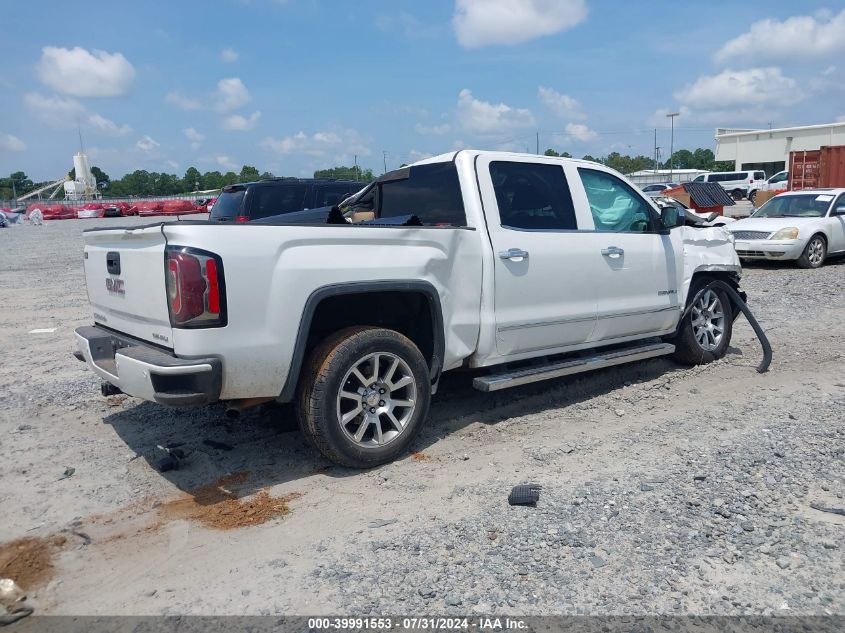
75;151;744;467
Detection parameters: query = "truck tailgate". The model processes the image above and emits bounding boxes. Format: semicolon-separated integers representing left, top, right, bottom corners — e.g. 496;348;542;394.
83;225;173;347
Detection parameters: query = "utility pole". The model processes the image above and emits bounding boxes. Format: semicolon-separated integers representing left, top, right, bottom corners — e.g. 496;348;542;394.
354;154;358;181
382;151;387;175
666;112;680;182
536;130;539;155
653;128;658;172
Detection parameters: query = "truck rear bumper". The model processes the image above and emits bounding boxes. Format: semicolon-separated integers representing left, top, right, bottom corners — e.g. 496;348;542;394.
74;325;222;406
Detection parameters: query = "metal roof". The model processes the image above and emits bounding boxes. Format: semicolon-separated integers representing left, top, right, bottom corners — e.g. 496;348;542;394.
682;182;736;207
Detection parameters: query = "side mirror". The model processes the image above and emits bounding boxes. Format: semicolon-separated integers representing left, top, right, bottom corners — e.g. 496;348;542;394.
661;206;684;229
834;205;845;216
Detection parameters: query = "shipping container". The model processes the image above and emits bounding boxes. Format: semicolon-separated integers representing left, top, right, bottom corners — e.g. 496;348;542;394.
788;145;845;190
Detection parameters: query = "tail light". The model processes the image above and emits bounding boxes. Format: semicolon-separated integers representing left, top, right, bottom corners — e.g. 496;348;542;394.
165;246;227;328
235;215;250;223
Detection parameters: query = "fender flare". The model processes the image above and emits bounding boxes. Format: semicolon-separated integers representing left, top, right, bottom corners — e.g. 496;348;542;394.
278;280;445;402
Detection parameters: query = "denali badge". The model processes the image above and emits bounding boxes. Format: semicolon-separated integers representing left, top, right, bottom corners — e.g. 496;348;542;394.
657;289;677;296
106;278;125;296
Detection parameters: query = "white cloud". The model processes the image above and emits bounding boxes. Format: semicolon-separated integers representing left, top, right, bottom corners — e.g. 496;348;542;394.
408;149;435;161
821;65;837;76
375;12;440;39
183;127;205;149
24;92;131;136
87;113;132;137
456;89;534;134
453;0;587;48
37;46;135;97
25;92;87;122
136;135;160;152
220;47;239;63
166;160;180;170
715;9;845;63
0;134;26;152
215;155;238;171
166;91;203;110
538;86;585;119
674;67;801;110
214;77;250;113
262;128;370;157
562;122;596;142
222;111;262;131
415;122;451;135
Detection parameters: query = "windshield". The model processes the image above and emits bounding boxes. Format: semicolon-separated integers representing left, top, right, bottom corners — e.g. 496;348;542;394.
210;190;245;220
752;194;832;218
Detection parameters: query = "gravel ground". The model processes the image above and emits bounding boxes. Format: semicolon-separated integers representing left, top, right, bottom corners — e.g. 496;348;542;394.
0;216;843;616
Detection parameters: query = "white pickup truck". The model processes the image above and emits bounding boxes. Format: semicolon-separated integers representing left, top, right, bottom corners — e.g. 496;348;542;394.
75;151;744;467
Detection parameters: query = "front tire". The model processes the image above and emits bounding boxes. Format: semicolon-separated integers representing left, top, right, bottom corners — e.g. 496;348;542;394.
796;234;826;269
297;327;431;468
672;280;733;365
731;189;744;201
748;190;758;205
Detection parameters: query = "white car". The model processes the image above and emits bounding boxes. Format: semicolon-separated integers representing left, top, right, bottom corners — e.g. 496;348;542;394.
640;183;679;197
728;188;845;268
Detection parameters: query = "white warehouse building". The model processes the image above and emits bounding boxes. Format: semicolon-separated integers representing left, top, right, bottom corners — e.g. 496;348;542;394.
715;122;845;177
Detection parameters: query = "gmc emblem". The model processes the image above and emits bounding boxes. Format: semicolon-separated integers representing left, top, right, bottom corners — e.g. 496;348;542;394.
105;278;125;296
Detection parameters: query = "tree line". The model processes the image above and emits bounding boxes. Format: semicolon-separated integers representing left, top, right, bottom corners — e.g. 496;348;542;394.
1;149;729;200
1;164;377;201
543;147;733;174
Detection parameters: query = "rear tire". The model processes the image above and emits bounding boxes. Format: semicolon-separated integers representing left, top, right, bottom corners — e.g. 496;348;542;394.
297;326;431;468
748;190;757;205
672;279;733;365
731;189;744;201
796;234;826;269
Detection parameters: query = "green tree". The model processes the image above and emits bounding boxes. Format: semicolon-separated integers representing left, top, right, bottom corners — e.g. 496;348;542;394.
544;149;572;158
183;167;202;191
259;171;275;180
313;165;375;182
238;165;260;183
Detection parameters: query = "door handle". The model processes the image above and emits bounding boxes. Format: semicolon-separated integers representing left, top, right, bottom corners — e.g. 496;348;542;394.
498;248;529;262
601;246;624;258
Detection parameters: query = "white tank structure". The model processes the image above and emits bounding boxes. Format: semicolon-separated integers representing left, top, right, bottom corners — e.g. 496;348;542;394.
64;152;99;200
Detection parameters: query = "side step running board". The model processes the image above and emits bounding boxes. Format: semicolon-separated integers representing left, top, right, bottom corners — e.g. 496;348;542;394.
473;342;675;392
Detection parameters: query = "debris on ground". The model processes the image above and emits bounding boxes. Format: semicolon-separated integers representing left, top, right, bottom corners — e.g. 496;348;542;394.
202;439;234;452
154;444;190;472
57;467;75;481
158;472;302;530
810;501;845;517
508;484;542;506
0;536;64;591
0;578;33;625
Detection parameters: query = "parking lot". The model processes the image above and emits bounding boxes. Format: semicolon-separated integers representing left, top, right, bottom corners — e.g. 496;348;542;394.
1;216;844;615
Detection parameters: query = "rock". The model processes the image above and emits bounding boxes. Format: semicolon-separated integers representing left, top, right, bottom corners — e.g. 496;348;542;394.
461;454;470;461
693;475;707;482
741;521;754;532
418;587;435;598
445;595;462;606
640;483;654;492
368;519;399;529
614;409;626;417
589;555;606;569
776;557;791;569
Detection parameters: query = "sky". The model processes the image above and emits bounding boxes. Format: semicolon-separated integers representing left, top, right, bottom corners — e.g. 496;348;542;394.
1;0;844;182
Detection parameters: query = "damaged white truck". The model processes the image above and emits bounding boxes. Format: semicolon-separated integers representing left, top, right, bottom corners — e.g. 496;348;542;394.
75;151;751;468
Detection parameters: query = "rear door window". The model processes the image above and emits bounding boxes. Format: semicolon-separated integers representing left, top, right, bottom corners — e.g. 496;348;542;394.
379;163;466;225
249;184;309;219
209;190;246;220
489;161;577;230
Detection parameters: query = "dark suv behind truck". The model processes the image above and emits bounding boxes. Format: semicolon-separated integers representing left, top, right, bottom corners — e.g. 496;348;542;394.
210;178;365;222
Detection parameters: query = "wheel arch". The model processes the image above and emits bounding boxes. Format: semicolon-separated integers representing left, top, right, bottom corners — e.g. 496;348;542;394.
279;281;445;402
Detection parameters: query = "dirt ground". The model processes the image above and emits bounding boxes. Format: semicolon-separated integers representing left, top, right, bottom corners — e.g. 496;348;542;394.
0;216;843;616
